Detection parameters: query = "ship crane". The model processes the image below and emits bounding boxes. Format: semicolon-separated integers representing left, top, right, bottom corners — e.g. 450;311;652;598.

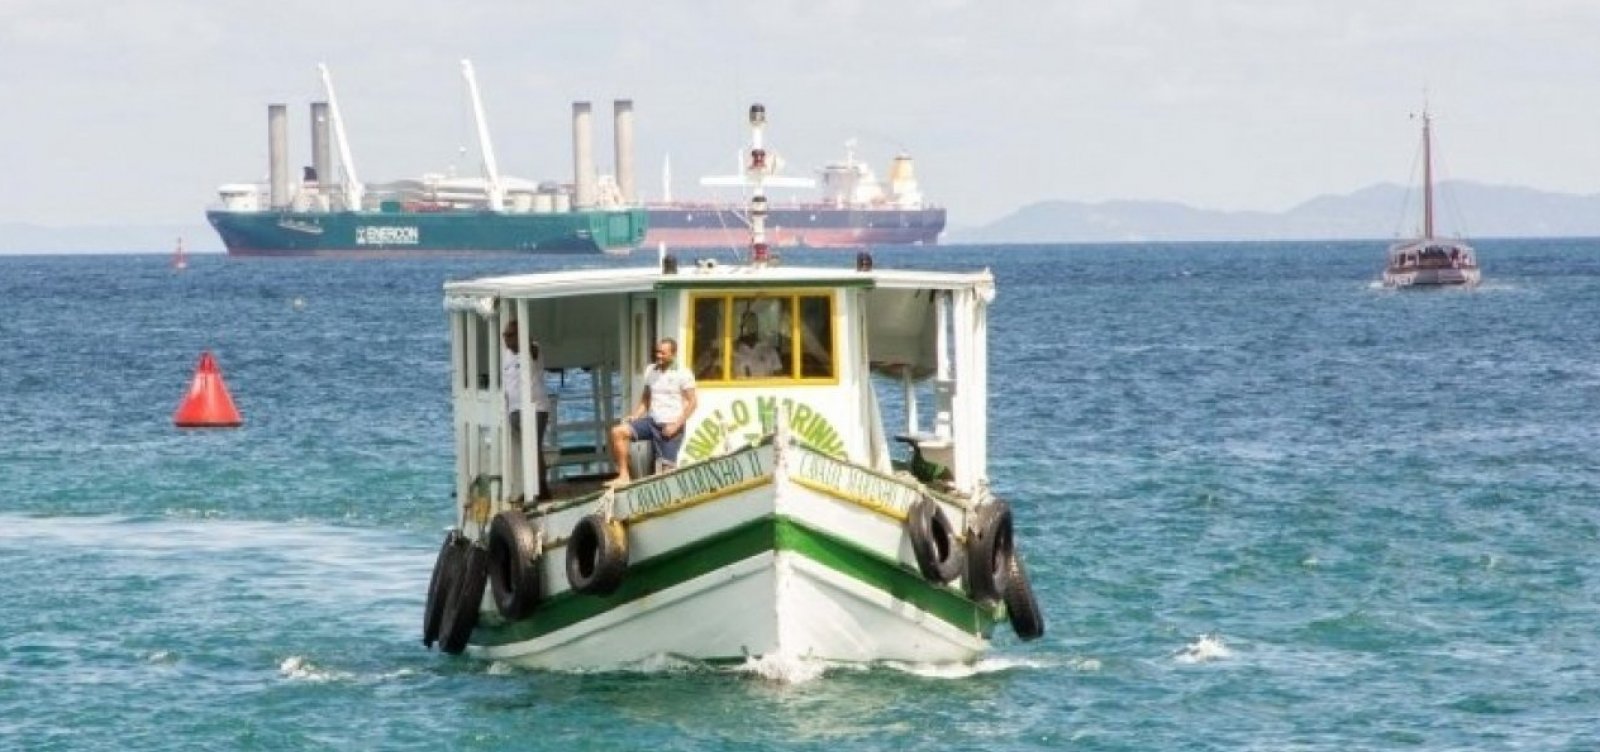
460;59;505;212
318;63;364;212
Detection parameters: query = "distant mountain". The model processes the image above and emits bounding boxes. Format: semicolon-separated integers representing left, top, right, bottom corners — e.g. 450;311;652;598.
950;181;1600;243
8;181;1600;252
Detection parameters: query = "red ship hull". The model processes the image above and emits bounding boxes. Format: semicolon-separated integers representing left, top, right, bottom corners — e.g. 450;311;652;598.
643;205;944;249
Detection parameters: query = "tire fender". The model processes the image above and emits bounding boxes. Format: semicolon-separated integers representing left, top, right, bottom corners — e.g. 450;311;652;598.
438;542;490;655
422;530;466;648
565;514;629;596
1003;550;1045;641
906;496;964;584
488;510;542;620
964;500;1014;604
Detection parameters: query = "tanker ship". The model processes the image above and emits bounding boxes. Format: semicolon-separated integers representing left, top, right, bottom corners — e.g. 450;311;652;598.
643;144;945;249
207;62;645;257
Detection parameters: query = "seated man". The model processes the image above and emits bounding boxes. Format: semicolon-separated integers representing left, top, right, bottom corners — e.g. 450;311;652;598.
731;312;783;379
608;338;697;485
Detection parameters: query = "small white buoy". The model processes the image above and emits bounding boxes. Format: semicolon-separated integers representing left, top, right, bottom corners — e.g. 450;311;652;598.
291;297;307;311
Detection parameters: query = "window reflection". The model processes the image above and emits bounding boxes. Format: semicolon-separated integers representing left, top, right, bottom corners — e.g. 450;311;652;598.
689;292;835;383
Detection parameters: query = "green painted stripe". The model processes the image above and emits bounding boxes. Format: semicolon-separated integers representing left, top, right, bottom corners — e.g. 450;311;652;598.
774;518;994;635
473;515;994;648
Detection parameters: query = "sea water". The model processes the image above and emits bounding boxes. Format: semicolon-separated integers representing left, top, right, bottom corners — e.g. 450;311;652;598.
1;241;1597;750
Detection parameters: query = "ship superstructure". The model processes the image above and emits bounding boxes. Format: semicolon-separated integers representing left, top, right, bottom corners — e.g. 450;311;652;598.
644;140;945;250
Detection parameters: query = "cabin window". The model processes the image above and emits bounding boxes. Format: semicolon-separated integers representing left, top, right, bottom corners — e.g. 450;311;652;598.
689;292;836;383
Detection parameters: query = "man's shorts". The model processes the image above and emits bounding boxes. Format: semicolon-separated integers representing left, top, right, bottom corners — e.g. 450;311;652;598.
626;417;683;465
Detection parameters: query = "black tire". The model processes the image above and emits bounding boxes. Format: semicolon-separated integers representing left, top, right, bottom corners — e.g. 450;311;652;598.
906;496;964;584
565;514;629;596
438;543;490;655
1003;550;1045;641
488;510;542;620
422;530;466;648
964;500;1014;604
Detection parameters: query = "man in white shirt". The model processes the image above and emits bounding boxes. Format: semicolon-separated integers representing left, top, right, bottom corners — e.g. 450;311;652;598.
609;338;698;485
731;312;783;379
503;319;552;500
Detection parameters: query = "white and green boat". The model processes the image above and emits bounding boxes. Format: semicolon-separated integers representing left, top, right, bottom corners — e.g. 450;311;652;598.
422;105;1043;670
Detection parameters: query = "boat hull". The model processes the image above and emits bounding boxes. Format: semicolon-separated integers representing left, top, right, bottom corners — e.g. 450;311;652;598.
1383;267;1482;287
206;207;647;257
643;206;945;249
1383;238;1480;288
466;443;997;669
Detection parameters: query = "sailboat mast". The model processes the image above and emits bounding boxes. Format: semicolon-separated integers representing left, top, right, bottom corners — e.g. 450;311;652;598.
1422;109;1434;239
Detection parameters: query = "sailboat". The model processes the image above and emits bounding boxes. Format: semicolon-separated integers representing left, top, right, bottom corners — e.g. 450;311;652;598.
172;237;189;272
1382;108;1480;288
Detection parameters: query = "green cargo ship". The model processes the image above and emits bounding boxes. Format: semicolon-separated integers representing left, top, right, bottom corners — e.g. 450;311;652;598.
207;205;646;257
212;62;648;257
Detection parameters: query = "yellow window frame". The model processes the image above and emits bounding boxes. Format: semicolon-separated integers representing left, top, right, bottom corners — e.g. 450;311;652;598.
687;290;839;386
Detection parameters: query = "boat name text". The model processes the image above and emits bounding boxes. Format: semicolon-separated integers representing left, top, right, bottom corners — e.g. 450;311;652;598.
356;226;420;245
683;396;845;463
625;450;766;517
792;450;921;518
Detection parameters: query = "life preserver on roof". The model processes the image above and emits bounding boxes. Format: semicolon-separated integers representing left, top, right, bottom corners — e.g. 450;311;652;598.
422;529;467;648
438;542;490;655
1003;550;1045;641
964;499;1014;604
565;513;629;596
906;496;963;584
488;510;542;620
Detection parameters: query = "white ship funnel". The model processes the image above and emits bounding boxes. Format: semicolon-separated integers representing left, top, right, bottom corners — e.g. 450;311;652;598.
268;104;289;209
614;99;635;205
572;101;595;210
310;102;330;191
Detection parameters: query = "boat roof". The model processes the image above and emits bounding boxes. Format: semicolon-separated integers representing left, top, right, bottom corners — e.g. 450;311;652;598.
444;262;995;301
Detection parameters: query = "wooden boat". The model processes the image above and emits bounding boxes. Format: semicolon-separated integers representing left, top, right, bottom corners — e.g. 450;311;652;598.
1383;107;1481;288
422;105;1043;670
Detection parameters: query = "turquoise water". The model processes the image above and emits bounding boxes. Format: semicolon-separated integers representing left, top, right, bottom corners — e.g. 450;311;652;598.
2;241;1598;750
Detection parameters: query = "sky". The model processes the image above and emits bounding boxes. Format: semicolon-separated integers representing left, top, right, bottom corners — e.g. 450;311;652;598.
3;0;1599;234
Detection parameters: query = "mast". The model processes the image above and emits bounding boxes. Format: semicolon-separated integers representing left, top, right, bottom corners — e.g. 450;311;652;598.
662;154;672;203
318;64;364;212
1422;108;1434;239
746;104;770;264
460;59;504;212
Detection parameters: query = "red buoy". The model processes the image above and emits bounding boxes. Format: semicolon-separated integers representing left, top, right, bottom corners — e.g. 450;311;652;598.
173;350;242;428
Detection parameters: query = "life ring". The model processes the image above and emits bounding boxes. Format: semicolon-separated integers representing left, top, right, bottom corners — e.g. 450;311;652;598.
1003;550;1045;641
565;513;629;596
438;542;490;655
906;496;963;584
964;499;1014;604
422;530;466;648
488;510;542;620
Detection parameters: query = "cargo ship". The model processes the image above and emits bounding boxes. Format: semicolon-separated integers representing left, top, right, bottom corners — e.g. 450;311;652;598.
207;62;646;257
644;144;945;249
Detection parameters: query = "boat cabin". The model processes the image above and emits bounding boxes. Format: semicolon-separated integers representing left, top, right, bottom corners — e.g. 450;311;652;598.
441;260;995;517
1386;239;1477;271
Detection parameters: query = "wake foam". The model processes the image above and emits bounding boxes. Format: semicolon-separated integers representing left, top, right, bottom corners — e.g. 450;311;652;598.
279;655;353;683
1174;633;1231;664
